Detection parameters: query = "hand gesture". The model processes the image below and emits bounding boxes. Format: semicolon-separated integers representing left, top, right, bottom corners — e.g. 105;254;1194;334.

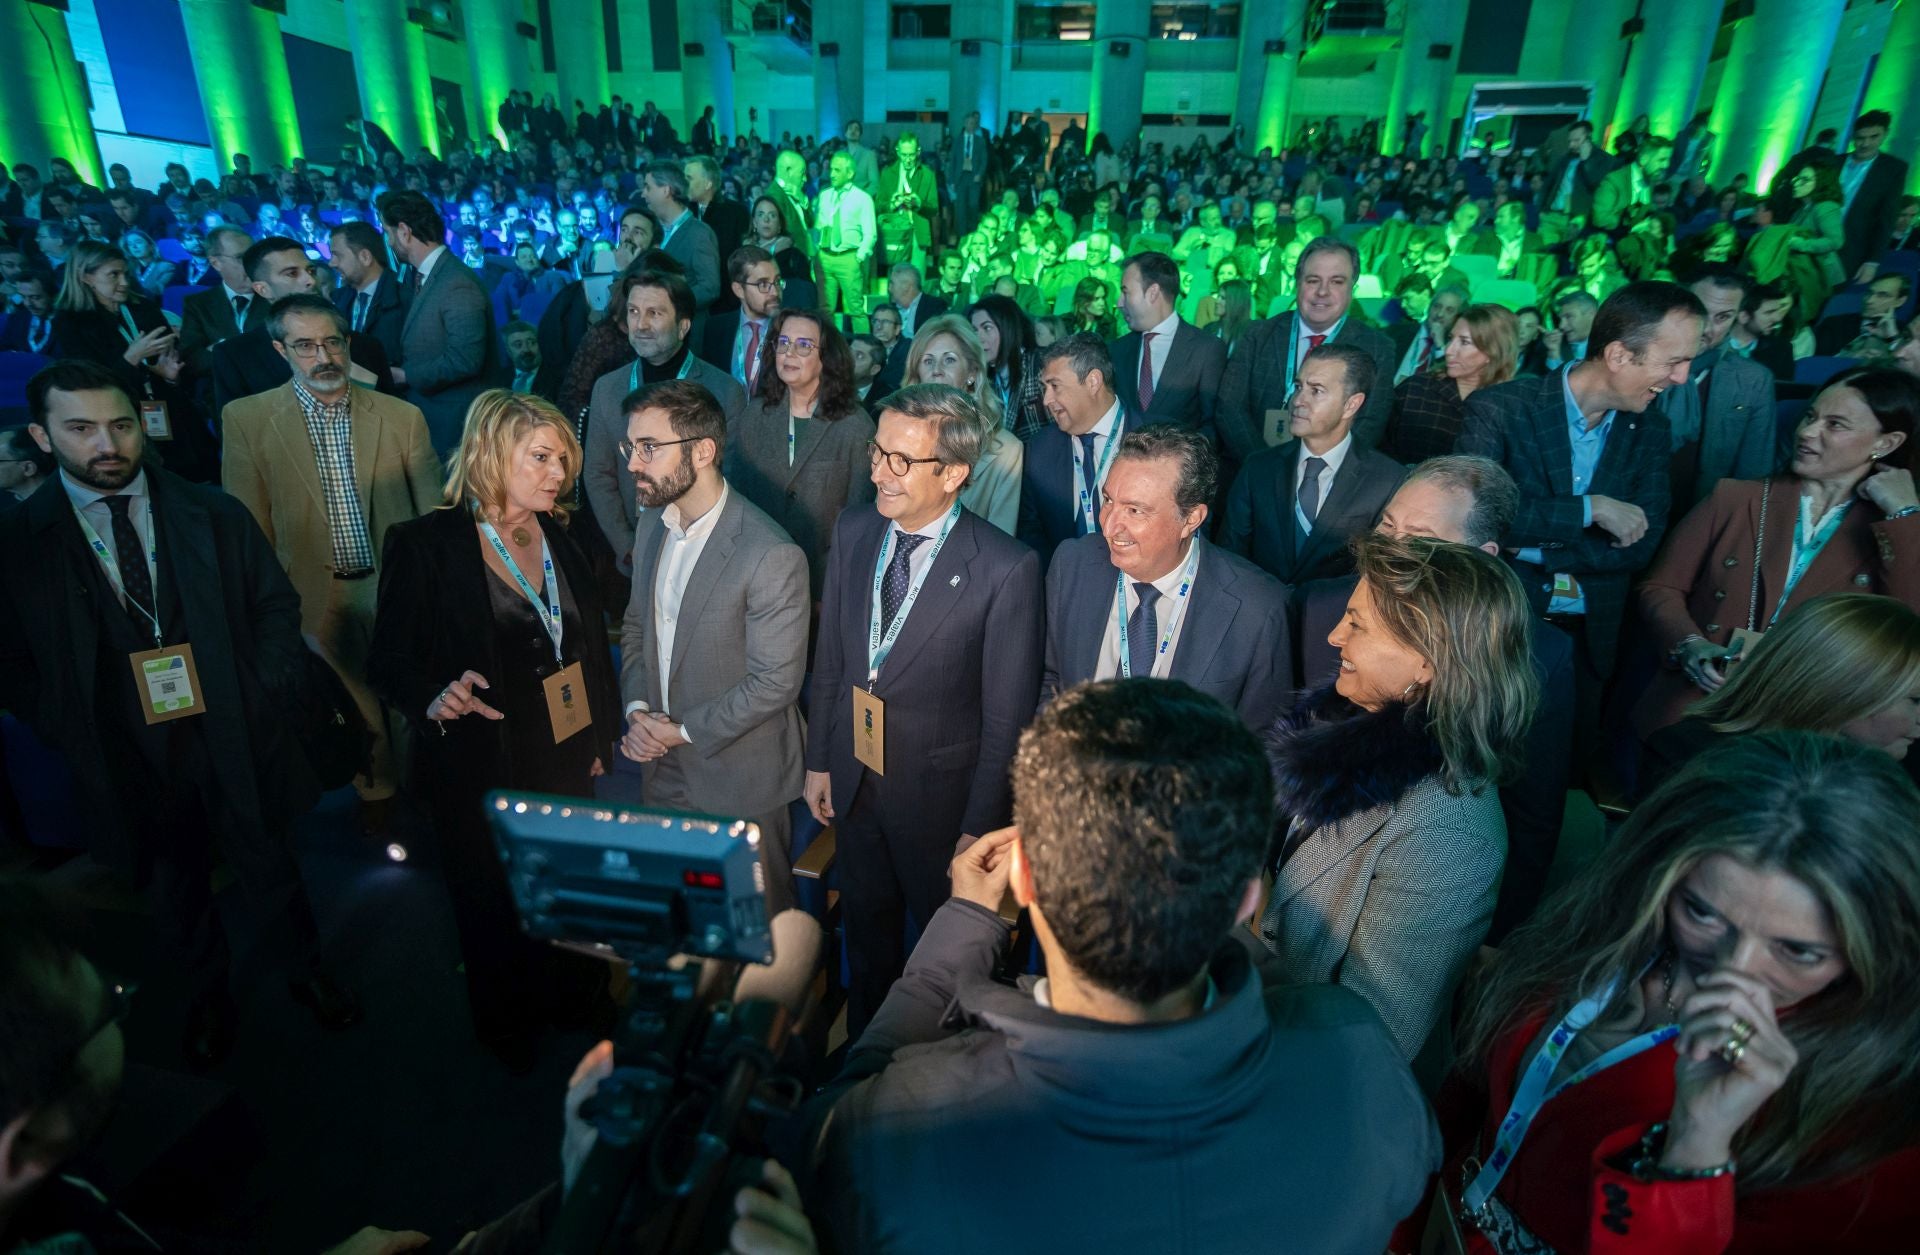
1676;636;1736;693
427;670;503;722
802;770;834;825
1859;464;1920;516
152;348;185;383
122;325;174;367
1589;494;1649;548
1663;968;1797;1170
949;827;1017;912
729;1160;818;1255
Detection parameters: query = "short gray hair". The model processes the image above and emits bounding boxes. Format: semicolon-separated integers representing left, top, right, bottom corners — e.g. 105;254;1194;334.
684;154;720;187
888;262;922;285
643;161;690;207
1404;455;1520;548
1115;424;1217;515
878;383;984;477
1433;283;1471;306
266;293;348;343
1294;235;1360;283
1037;331;1114;393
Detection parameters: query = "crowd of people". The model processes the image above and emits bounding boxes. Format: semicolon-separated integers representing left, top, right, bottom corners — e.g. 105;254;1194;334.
4;85;1920;1253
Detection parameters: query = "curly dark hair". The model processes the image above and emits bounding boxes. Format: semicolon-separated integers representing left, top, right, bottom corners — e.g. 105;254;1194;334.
754;308;859;419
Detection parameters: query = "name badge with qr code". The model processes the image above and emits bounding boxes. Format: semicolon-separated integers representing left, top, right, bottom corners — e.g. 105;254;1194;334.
139;399;172;440
852;687;885;775
129;643;204;724
542;661;592;744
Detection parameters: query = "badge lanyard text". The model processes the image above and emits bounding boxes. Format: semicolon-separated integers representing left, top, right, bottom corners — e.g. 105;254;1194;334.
865;501;961;688
1114;541;1201;677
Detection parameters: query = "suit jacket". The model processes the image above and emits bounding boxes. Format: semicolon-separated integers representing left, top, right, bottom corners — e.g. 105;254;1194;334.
766;183;815;260
944;127;992;189
661;211;723;310
695;197;751;308
874;339;910;395
1221;440;1403;587
0;468;317;871
697;308;765;388
582;355;747;560
1457;369;1672;678
896;293;949;340
1842;153;1912;276
179;284;266;376
334;270;408;370
0;307;54;353
210;326;394;421
723;396;877;599
1544;150;1617;219
619;486;809;817
1014;415;1129;569
1662;350;1777;510
1042;534;1291;731
1111;318;1227;445
398;254;500;454
1216;312;1399;459
1591;167;1649;232
805;505;1043;841
877;161;938;230
219;382;443;639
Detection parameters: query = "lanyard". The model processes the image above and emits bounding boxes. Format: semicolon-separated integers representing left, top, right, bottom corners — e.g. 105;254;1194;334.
1284;313;1346;399
866;501;961;687
1772;495;1851;627
787;401;818;466
118;304;140;344
1114;541;1201;678
73;500;161;646
628;351;697;393
478;518;564;661
1071;421;1122;534
1460;973;1679;1216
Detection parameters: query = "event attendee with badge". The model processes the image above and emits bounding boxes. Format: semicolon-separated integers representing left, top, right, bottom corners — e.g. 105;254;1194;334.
804;383;1043;1038
0;360;359;1070
369;389;621;1073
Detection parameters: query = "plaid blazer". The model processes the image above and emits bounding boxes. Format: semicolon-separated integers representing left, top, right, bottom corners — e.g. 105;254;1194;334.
1382;370;1467;466
1216;312;1399;461
1456;368;1672;678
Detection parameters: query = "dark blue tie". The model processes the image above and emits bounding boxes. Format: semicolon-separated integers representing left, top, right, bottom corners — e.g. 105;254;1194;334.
104;494;157;630
880;532;929;632
1077;432;1099;532
1127;582;1160;677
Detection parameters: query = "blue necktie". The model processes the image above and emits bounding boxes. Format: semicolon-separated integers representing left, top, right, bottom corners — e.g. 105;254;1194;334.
1299;456;1328;527
105;495;157;629
1127;583;1160;677
353;290;371;332
1078;432;1099;532
880;533;929;632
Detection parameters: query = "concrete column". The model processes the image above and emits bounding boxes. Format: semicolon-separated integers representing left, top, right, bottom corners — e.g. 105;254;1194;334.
346;0;438;157
1233;0;1308;154
812;0;865;142
1612;0;1725;142
1559;0;1630;138
463;0;532;148
678;0;735;144
177;0;300;171
1088;0;1149;153
550;0;609;131
1385;0;1467;157
950;0;1012;143
1710;0;1847;190
1864;0;1920;168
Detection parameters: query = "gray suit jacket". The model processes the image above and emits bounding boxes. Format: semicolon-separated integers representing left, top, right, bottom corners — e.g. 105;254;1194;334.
1258;775;1505;1060
1688;351;1777;508
583;355;748;560
723;395;877;599
619;485;809;817
662;211;723;309
400;254;500;454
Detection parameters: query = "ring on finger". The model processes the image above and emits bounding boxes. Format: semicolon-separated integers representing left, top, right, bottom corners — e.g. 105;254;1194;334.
1718;1035;1747;1067
1730;1016;1756;1045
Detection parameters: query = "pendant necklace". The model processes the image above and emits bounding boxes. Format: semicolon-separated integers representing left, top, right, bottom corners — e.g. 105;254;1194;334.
511;525;533;546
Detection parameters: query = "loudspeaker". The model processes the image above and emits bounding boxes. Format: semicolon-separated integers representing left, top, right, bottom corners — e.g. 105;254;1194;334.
1621;17;1645;36
961;39;981;56
684;42;704;57
1427;43;1453;60
1109;41;1133;58
1263;39;1287;55
820;40;840;55
515;20;537;38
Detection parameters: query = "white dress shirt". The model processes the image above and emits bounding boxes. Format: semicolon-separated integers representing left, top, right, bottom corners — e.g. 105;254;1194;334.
888;502;952;598
1071;398;1124;516
1294;433;1352;535
899;294;925;338
61;469;154;613
817;183;876;260
1095;538;1203;679
1143;310;1179;393
630;484;729;734
414;244;448;283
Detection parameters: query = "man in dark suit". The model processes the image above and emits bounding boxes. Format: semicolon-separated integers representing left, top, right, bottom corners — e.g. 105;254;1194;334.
1661;267;1777;512
945;111;992;237
211;239;393;418
767;151;816;267
177;225;261;377
1464;202;1547;279
643;161;723;316
1542;120;1615;222
379;190;500;453
1293;456;1575;942
869;303;909;394
502;320;562;401
1112;251;1226;447
1842;110;1912;281
0;270;54;353
687;155;750;312
1221;342;1403;587
329;220;407;369
1388;283;1467;386
0;361;359;1068
697;246;782;393
1457;280;1702;761
805;383;1044;1037
1216;237;1398;460
1043;425;1290;732
1814;272;1908;356
1017;333;1129;568
885;264;947;340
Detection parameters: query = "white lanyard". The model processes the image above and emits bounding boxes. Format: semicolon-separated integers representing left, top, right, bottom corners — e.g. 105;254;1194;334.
866;502;960;687
628;352;697;393
478;518;564;662
73;500;161;646
1071;422;1122;534
1284;314;1346;398
1460;973;1680;1216
787;400;819;466
1114;541;1200;678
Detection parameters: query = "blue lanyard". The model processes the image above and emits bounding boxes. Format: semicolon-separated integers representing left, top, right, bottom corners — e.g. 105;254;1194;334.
73;501;161;645
866;502;961;687
478;517;563;661
1284;314;1345;400
1113;541;1200;678
629;352;697;392
1771;495;1851;627
1072;420;1122;534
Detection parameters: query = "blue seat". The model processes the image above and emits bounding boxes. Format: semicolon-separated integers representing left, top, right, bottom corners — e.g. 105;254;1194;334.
155;236;190;264
1792;355;1857;387
1775;397;1810;449
0;352;51;412
1818;288;1865;321
161;283;195;316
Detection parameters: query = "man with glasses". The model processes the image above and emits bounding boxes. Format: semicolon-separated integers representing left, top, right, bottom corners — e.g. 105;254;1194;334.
221;294;441;837
805;384;1044;1038
869;302;909;394
584;269;746;564
178;224;260;376
698;245;783;393
210;236;394;420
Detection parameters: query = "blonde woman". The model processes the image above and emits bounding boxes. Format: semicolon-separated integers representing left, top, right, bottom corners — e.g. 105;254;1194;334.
369;389;618;1071
1261;531;1539;1062
903;312;1024;533
1383;303;1519;464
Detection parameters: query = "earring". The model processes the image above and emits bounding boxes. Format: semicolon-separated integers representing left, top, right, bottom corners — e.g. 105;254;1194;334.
1873;451;1884;460
1401;681;1425;701
966;378;977;389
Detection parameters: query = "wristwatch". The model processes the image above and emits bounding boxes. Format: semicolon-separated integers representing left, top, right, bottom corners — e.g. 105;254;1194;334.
1886;505;1919;520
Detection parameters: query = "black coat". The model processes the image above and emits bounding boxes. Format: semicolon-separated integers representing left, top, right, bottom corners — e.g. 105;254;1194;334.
695;197;752;309
1220;440;1403;586
334;270;409;369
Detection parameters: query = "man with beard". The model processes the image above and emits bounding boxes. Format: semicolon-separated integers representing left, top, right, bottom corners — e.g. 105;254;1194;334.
616;379;810;916
0;360;361;1069
503;319;561;402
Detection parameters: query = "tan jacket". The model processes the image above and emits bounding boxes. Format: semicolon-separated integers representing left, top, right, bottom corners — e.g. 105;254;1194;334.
222;381;443;635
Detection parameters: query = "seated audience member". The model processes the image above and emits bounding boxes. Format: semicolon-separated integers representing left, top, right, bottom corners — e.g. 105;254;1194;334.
808;679;1439;1253
848;331;887;415
1641;594;1920;791
1540;288;1598;370
1513;305;1548;377
1383;303;1518;465
1636;368;1920;738
1389;283;1467;386
1033;314;1066;349
902;313;1025;534
1262;531;1538;1062
0;270;54;354
1815;272;1909;359
967;294;1049;441
1423;731;1920;1252
0;424;54;502
1726;279;1796;381
503;319;561;401
1660;266;1779;513
118;228;174;298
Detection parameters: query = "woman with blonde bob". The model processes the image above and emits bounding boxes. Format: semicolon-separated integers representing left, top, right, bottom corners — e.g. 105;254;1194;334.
1641;593;1920;791
369;390;620;1071
1411;731;1920;1252
902;312;1024;534
1383;303;1519;464
1260;532;1539;1063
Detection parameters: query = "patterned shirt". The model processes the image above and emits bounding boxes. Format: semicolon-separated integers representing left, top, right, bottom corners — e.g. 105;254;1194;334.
293;380;376;574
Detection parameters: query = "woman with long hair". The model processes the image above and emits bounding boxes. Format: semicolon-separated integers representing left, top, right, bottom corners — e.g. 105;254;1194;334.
966;295;1048;441
118;228;175;298
1384;304;1519;465
1068;275;1117;339
1785;164;1847;313
1209;279;1254;356
902;313;1024;532
1423;731;1920;1251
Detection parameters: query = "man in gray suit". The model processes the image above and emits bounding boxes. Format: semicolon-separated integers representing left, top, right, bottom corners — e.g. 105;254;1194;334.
945;111;991;237
583;269;747;563
1111;251;1228;449
641;161;722;329
1043;426;1290;732
618;379;810;916
378;189;500;454
1663;265;1778;512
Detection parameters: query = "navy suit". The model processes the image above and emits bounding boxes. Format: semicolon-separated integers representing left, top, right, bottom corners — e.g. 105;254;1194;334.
807;504;1043;1034
334;271;408;374
1220;440;1403;586
1110;319;1227;446
1042;534;1291;732
1014;414;1130;569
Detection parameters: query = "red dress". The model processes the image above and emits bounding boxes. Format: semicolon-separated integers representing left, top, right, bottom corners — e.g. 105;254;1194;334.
1405;1007;1920;1253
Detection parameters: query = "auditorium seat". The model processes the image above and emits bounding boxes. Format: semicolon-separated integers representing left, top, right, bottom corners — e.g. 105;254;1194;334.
1793;355;1857;388
156;237;191;264
162;283;195;316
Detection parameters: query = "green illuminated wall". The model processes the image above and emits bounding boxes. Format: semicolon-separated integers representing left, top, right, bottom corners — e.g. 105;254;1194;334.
1088;0;1147;149
1385;0;1465;157
1864;0;1920;167
1711;0;1846;193
0;0;103;183
1234;0;1307;154
464;0;532;148
1612;1;1724;142
179;0;302;170
346;0;438;157
1560;0;1629;136
551;0;609;124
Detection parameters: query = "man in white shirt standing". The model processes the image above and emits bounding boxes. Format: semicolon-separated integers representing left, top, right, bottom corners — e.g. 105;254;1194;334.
618;378;810;917
816;152;877;326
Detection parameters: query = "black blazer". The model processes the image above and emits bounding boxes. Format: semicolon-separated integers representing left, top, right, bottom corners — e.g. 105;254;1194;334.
210;326;394;421
1014;412;1130;569
1042;533;1291;732
874;339;911;395
51;303;218;483
1110;318;1228;445
0;468;317;871
0;307;53;353
1841;153;1911;275
179;284;265;376
805;504;1043;842
1220;440;1403;587
334;270;408;370
897;293;949;338
1216;312;1400;459
698;307;765;386
696;197;752;308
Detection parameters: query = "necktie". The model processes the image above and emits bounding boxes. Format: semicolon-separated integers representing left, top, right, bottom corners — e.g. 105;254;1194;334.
1306;332;1326;355
1077;432;1100;531
104;495;157;629
880;532;929;632
1127;583;1161;678
964;133;973;172
1299;456;1328;526
232;294;250;326
353;290;371;332
743;319;763;389
1138;331;1157;412
29;316;48;351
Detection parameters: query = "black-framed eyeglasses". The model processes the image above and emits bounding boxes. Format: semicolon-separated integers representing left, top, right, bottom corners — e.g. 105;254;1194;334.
619;435;699;464
867;440;944;477
742;277;779;293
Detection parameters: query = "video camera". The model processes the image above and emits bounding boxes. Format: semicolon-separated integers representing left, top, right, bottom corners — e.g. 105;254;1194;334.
487;793;822;1255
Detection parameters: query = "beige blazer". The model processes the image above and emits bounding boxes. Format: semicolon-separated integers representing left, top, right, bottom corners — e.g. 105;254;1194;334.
221;381;444;636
